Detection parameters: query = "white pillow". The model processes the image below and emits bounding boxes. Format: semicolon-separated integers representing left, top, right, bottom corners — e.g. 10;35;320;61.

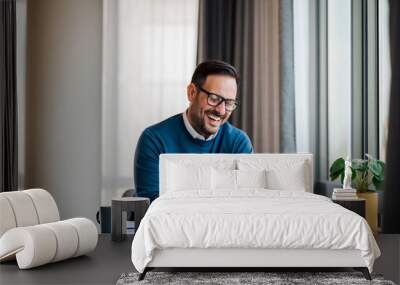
266;164;306;191
237;159;308;191
237;169;267;188
212;169;237;190
211;168;267;190
167;162;212;191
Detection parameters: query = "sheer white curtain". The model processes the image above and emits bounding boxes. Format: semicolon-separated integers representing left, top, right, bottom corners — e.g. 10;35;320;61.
293;0;311;153
378;0;391;161
102;0;198;205
327;0;352;166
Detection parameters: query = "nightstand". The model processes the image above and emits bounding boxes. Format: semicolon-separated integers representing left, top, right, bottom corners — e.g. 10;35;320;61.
111;197;150;241
332;198;366;218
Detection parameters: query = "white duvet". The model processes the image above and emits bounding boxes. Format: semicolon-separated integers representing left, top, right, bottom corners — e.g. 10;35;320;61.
131;190;380;273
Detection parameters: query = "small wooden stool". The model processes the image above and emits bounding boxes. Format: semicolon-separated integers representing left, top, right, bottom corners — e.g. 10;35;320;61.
111;197;150;241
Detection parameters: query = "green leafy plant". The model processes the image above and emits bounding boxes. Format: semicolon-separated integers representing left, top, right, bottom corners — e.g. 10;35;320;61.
329;154;385;193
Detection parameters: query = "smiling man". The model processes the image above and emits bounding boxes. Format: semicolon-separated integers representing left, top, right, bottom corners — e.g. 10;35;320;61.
134;60;253;201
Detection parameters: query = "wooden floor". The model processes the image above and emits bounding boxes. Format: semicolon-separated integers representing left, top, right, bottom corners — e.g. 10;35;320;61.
374;234;400;284
1;234;399;285
0;235;134;285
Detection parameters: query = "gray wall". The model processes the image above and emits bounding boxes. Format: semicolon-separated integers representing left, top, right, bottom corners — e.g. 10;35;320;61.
25;0;102;224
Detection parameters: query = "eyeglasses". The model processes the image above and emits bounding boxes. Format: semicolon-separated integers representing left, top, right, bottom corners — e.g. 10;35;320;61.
196;85;239;112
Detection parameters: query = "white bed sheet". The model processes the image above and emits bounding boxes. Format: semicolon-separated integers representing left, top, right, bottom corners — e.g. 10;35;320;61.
131;190;380;273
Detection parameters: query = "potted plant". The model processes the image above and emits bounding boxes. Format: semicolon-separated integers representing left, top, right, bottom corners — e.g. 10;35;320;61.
329;154;385;232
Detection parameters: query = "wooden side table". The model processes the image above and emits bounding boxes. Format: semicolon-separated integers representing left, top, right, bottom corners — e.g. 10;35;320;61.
111;197;150;242
332;198;366;218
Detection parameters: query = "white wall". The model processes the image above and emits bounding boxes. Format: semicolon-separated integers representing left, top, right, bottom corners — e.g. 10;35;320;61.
16;0;27;189
24;0;102;223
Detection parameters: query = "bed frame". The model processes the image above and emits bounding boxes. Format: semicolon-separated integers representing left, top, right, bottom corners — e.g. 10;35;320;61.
138;154;372;281
139;248;371;280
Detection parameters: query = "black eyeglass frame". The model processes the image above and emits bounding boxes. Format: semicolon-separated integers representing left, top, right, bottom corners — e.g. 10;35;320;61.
196;85;239;112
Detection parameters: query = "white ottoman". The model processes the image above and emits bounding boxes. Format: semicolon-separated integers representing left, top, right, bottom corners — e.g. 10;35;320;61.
0;189;98;269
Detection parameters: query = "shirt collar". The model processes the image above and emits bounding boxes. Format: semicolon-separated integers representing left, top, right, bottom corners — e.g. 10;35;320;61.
182;109;218;141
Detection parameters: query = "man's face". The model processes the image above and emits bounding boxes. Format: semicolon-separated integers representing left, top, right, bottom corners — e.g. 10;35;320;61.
187;74;237;138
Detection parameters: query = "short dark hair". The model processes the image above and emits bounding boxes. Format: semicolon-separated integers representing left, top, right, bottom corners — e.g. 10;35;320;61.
191;60;239;87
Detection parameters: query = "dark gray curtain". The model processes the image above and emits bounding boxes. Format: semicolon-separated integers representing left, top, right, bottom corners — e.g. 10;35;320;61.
197;0;237;63
197;0;260;147
197;0;295;153
0;0;18;192
382;0;400;233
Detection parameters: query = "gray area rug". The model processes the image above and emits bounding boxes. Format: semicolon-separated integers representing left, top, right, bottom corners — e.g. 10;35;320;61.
116;272;396;285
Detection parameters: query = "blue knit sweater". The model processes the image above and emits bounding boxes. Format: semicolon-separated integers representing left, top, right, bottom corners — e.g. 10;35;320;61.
134;113;253;201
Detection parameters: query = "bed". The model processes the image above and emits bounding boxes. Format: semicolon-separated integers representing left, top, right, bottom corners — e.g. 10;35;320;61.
131;154;380;280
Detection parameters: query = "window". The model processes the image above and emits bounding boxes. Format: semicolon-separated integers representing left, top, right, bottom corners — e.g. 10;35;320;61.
101;0;199;204
378;0;391;161
327;0;352;166
294;0;384;181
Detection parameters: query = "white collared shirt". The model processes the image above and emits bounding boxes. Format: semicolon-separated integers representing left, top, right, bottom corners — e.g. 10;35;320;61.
182;110;218;141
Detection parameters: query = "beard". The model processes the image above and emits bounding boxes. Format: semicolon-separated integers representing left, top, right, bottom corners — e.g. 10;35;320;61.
188;105;228;138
